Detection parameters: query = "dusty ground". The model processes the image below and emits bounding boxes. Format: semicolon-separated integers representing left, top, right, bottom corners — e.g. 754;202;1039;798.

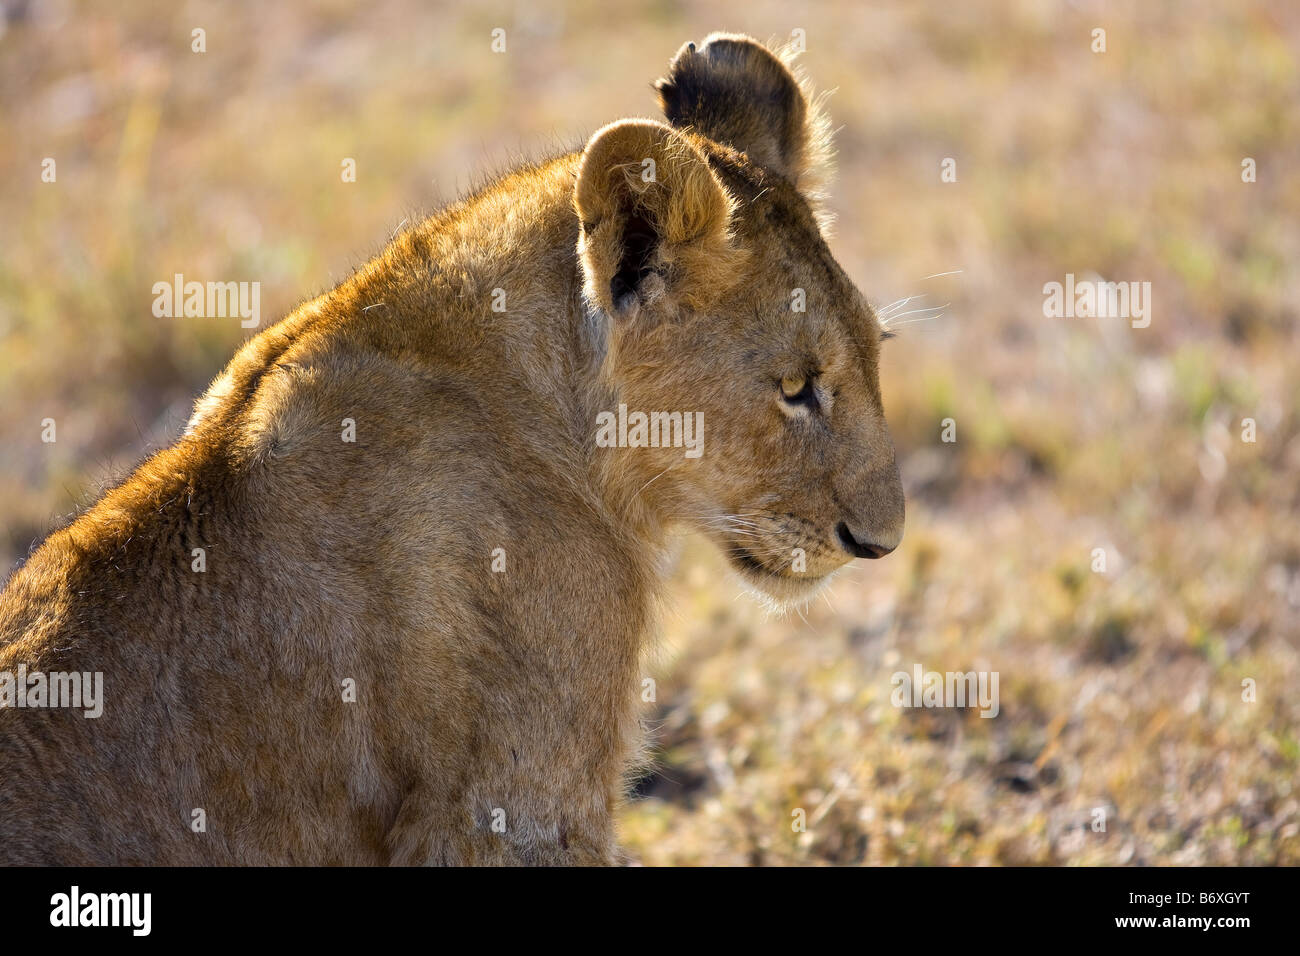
1;0;1296;863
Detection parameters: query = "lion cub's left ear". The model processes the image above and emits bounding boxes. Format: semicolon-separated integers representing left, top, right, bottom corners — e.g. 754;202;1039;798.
654;33;833;224
574;118;745;319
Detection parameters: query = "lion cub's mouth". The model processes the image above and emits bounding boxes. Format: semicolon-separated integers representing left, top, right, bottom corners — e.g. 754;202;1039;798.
726;543;831;603
730;545;773;575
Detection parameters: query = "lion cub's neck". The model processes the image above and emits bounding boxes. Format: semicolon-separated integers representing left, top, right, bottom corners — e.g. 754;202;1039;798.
363;155;675;547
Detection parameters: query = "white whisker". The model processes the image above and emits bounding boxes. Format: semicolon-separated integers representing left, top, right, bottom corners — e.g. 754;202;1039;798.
881;302;950;322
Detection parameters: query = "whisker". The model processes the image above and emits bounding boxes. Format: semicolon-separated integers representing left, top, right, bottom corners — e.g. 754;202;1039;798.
876;293;929;318
693;518;768;532
887;313;948;327
629;463;679;505
881;302;950;322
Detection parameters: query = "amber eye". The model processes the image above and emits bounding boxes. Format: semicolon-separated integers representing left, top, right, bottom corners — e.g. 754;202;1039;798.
780;375;817;407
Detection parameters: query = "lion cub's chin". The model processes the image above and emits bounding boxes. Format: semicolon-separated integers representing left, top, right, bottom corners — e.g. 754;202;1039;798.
728;559;839;611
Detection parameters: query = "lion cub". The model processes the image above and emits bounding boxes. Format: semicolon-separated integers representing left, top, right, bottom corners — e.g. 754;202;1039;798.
0;33;902;865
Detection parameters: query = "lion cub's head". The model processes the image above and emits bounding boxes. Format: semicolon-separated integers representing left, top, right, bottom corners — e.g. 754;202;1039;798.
575;33;904;603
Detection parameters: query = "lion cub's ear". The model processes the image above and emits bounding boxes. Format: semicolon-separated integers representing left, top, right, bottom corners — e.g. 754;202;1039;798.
574;118;744;319
654;33;832;196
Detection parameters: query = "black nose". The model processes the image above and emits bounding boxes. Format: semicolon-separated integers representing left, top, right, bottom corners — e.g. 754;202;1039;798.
836;522;895;559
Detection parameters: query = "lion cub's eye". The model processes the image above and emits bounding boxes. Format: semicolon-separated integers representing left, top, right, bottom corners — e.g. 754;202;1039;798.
779;374;818;408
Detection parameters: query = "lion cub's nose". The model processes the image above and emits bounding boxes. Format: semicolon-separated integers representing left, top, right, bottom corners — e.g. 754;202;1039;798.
835;521;897;560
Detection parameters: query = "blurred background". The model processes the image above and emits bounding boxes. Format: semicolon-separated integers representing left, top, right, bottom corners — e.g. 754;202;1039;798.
2;0;1297;864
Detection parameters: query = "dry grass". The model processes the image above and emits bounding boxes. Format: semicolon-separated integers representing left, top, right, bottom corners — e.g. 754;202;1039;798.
1;0;1296;864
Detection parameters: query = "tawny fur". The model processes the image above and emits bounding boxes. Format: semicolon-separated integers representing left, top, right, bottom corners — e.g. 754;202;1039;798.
0;34;903;865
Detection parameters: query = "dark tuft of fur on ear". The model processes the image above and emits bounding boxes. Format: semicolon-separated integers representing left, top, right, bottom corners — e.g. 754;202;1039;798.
654;32;834;229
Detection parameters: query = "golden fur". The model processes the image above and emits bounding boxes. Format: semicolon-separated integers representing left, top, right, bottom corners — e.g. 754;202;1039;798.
0;33;903;865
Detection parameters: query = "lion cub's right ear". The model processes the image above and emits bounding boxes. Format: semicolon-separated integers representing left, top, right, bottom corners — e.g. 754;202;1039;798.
574;119;744;320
